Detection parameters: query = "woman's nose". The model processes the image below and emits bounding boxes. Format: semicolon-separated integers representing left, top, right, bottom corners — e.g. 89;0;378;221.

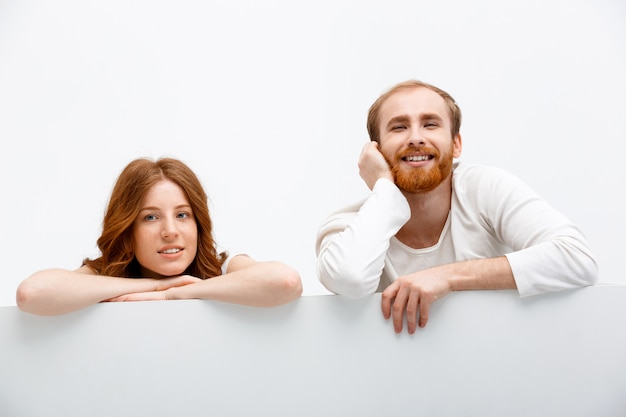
161;219;179;239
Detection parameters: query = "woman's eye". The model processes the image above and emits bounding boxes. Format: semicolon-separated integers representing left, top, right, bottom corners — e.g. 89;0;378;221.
144;214;158;221
177;212;190;219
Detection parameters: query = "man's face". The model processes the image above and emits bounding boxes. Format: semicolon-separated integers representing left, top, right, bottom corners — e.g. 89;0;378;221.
377;87;462;193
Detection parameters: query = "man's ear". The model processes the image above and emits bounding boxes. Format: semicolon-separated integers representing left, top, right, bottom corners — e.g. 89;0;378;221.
453;134;462;158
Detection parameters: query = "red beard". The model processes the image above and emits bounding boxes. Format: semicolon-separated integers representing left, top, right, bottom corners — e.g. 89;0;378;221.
388;144;454;193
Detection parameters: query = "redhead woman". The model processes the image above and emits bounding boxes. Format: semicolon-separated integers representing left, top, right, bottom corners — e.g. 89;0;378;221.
16;157;302;315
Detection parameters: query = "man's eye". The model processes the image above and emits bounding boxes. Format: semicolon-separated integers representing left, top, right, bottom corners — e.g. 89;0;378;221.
424;122;439;128
391;125;406;131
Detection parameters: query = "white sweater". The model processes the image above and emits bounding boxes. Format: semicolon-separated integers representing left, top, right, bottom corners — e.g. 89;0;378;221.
316;162;598;298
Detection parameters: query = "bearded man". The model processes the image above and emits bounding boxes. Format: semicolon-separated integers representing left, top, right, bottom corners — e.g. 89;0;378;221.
315;80;598;334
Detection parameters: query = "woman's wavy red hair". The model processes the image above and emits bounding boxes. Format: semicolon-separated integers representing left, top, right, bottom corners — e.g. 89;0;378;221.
83;158;225;278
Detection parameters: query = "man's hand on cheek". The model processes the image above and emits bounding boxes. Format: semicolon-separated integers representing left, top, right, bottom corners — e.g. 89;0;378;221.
358;141;394;190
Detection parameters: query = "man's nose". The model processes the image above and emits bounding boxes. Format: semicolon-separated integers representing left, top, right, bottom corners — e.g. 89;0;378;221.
407;126;425;147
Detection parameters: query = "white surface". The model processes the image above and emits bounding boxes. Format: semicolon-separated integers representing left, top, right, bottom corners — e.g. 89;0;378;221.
1;286;625;416
1;0;625;305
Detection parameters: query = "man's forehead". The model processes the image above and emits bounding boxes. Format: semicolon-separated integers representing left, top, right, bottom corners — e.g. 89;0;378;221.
380;87;448;119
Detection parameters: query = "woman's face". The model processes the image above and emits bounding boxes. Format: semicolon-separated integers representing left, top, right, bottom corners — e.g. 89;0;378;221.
131;179;198;278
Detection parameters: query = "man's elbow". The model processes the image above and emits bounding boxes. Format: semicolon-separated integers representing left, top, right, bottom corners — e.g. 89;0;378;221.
317;261;378;299
583;256;600;286
569;246;600;287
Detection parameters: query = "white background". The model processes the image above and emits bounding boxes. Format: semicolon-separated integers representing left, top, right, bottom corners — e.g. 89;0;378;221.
1;0;624;306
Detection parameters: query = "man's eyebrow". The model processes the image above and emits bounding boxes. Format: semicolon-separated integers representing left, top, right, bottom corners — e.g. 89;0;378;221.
386;113;444;127
420;112;444;121
386;114;411;128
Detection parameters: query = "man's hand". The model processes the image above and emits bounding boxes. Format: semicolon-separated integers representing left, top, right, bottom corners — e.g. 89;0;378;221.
381;258;516;333
358;141;394;190
381;268;452;334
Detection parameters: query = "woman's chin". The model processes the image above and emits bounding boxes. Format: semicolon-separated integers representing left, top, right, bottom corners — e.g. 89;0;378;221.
142;267;187;279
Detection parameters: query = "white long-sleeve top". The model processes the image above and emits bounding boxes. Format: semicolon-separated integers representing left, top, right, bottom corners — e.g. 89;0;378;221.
316;162;599;299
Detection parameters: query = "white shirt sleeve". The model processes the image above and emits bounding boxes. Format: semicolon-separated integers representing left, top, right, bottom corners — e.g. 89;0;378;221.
453;164;599;297
315;179;411;298
490;174;599;297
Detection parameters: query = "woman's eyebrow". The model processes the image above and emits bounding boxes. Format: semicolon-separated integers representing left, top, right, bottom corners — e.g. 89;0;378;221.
139;204;191;212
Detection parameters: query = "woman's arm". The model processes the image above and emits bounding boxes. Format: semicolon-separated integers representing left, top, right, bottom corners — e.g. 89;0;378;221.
113;255;302;307
184;255;302;307
16;266;201;316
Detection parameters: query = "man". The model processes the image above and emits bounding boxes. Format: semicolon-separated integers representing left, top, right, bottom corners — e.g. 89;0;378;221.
315;80;598;334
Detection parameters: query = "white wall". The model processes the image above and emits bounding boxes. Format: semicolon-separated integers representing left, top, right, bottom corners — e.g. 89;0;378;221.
1;0;625;305
2;287;626;416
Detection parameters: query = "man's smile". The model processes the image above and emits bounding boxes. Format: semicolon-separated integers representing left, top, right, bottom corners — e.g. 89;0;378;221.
402;154;433;162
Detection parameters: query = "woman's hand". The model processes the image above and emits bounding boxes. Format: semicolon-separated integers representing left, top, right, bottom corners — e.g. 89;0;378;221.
104;275;202;302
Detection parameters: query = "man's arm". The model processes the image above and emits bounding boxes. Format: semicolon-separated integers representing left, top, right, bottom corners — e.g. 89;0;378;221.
382;164;599;333
316;179;410;297
457;164;599;297
316;142;410;298
381;256;516;334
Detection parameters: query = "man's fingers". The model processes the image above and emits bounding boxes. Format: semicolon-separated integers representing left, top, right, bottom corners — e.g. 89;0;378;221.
406;291;420;334
384;277;444;333
418;298;430;328
391;289;409;333
381;283;398;319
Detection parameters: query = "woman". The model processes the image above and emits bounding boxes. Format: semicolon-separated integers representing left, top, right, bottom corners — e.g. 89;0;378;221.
16;157;302;315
